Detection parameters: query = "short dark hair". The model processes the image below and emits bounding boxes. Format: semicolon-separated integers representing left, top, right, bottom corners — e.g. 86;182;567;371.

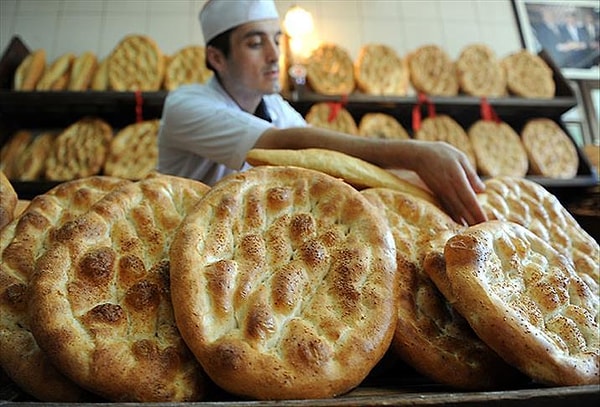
205;27;233;72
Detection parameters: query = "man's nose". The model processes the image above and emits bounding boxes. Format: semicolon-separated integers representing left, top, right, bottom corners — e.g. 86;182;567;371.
266;39;280;62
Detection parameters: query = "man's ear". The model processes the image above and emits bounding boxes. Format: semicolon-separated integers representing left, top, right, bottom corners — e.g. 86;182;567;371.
206;46;225;71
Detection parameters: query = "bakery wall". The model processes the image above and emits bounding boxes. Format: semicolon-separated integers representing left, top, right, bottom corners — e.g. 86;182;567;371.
0;0;522;64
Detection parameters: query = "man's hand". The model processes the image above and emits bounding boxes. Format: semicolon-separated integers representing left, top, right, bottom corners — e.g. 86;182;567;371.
411;142;487;226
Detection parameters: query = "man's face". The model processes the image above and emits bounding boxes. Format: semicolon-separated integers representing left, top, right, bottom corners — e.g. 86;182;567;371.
224;19;282;96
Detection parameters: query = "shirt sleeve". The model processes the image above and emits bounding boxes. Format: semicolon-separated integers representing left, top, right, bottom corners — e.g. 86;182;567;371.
160;86;274;170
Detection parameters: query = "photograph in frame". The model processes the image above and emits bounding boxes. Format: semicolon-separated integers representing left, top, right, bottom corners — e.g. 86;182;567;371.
579;79;600;143
512;0;600;80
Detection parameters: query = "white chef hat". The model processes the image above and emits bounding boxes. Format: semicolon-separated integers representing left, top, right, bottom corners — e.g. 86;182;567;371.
200;0;280;45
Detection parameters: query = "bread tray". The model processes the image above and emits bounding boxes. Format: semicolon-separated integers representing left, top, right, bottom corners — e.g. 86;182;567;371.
1;371;599;406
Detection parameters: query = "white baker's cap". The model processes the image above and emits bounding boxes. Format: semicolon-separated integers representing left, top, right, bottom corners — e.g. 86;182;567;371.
200;0;280;45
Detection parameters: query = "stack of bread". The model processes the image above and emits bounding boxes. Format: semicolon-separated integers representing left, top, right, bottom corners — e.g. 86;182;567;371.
0;118;160;181
0;111;581;184
303;108;579;180
1;147;597;402
12;34;212;92
302;42;555;99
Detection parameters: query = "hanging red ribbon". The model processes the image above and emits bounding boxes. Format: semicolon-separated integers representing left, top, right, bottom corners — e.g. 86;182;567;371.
135;89;144;123
326;94;349;123
412;93;436;132
480;97;501;123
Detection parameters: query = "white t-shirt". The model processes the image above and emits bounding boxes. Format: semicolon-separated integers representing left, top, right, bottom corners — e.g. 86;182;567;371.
158;77;307;185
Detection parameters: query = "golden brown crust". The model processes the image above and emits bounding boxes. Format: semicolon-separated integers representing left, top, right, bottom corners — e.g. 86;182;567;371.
501;50;555;99
358;113;410;140
68;51;98;91
0;131;33;179
13;49;46;91
14;132;57;181
407;45;458;96
45;117;113;181
468;120;528;177
91;57;109;91
0;171;17;230
104;120;159;179
306;43;355;95
435;220;599;386
170;166;397;400
36;53;75;91
476;176;599;293
362;188;522;390
0;176;131;401
354;44;409;96
246;148;439;205
414;115;477;169
304;102;358;134
28;174;209;402
108;35;165;91
456;44;506;97
521;118;579;178
164;46;212;90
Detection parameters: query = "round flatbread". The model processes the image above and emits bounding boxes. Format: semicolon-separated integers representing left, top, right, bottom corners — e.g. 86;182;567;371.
501;50;555;99
164;45;212;90
306;43;355;95
246;148;438;206
104;120;159;180
362;188;523;390
14;131;57;181
0;130;32;180
521;118;579;179
304;102;358;135
36;52;74;91
13;49;46;91
28;174;209;402
169;166;397;400
456;44;506;97
476;176;599;294
91;57;109;91
0;171;17;230
407;45;458;96
414;115;477;169
68;51;98;91
427;220;598;386
108;34;165;91
358;113;410;140
0;176;131;401
45;117;113;181
354;44;409;96
468;120;528;177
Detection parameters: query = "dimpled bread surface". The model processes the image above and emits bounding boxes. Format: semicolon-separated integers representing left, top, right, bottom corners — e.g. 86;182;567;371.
169;166;398;400
362;188;524;390
0;171;17;230
0;176;131;401
306;43;356;95
354;44;409;96
427;220;598;386
477;177;599;294
304;102;358;135
27;174;209;402
358;113;410;140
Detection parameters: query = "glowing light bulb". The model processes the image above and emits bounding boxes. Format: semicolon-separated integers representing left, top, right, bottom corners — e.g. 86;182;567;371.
283;5;314;38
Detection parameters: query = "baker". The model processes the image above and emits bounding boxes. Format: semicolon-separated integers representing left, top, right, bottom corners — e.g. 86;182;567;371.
157;0;487;225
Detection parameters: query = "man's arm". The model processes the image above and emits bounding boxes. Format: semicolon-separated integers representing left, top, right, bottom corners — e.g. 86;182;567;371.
254;126;487;226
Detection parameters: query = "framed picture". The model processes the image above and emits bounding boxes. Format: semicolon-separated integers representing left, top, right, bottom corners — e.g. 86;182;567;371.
579;79;600;143
512;0;600;79
561;80;590;146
